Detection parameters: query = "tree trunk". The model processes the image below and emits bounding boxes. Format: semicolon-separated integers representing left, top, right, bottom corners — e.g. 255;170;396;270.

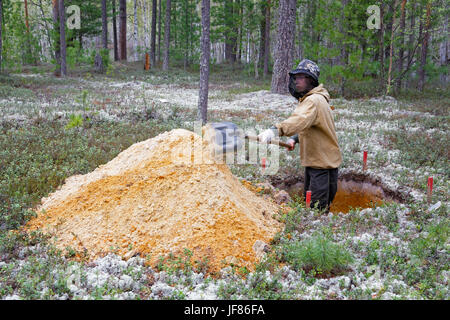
339;0;348;97
297;4;303;60
119;0;127;60
37;0;54;61
439;10;448;83
52;0;61;75
236;0;243;63
418;1;431;92
407;2;416;86
134;0;139;61
59;0;67;76
224;0;235;63
158;0;162;62
189;0;194;63
0;0;3;73
253;42;259;79
198;0;210;125
258;2;265;68
386;0;399;96
102;0;108;49
112;0;119;61
24;0;36;64
163;0;171;70
379;0;385;91
172;0;177;49
396;0;407;91
151;0;157;66
270;0;296;94
184;0;189;69
263;0;271;77
142;0;149;49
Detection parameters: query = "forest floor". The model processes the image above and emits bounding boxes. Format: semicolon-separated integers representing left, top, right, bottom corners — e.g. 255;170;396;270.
0;62;449;300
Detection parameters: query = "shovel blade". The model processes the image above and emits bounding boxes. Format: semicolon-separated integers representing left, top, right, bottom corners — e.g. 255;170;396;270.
203;122;244;154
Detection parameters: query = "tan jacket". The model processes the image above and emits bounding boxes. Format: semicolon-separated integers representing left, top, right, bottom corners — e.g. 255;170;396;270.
275;84;342;169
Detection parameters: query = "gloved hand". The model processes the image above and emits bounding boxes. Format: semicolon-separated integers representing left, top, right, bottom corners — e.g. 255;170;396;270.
286;138;296;151
258;128;277;143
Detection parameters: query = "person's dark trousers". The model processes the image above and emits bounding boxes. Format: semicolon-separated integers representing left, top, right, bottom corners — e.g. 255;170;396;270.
303;167;338;213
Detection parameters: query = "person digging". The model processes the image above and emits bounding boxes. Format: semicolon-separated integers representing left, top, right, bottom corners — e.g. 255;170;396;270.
258;59;342;214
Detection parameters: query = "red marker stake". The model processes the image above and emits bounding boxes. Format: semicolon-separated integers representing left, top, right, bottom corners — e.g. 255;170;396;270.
427;177;433;203
363;150;368;171
306;191;311;208
261;157;266;173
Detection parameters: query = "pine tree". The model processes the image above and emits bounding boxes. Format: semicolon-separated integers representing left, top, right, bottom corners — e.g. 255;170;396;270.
151;0;157;66
418;0;432;92
158;0;162;62
102;0;108;49
163;0;171;70
52;0;61;75
59;0;67;76
396;0;407;91
133;0;139;61
119;0;127;60
112;0;119;61
0;0;2;73
263;0;271;77
198;0;210;125
66;0;103;47
271;0;296;94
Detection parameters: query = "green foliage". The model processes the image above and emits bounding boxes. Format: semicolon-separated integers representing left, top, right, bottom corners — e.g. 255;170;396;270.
1;0;41;68
156;249;211;276
66;41;88;69
410;220;449;261
282;232;354;276
65;114;84;130
170;0;201;67
386;128;450;173
66;0;103;39
0;116;179;230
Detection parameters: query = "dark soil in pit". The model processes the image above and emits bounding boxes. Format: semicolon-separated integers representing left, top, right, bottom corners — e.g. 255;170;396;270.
269;172;408;214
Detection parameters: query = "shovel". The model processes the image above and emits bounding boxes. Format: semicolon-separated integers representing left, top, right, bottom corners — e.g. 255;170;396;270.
203;122;292;154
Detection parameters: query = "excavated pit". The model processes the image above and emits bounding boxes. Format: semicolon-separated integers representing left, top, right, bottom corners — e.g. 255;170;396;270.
270;172;406;213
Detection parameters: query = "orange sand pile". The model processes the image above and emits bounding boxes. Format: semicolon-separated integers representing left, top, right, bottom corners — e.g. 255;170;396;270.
25;129;281;273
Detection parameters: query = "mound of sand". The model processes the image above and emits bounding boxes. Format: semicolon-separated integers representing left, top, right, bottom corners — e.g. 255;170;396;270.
25;129;281;273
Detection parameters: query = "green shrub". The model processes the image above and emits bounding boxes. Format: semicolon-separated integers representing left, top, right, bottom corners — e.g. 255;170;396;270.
65;114;84;130
410;220;449;261
283;233;354;277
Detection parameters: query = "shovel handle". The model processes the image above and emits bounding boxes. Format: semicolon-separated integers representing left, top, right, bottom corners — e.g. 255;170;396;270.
245;135;293;149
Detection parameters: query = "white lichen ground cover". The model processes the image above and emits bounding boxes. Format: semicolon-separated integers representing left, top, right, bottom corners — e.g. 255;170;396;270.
0;72;448;300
